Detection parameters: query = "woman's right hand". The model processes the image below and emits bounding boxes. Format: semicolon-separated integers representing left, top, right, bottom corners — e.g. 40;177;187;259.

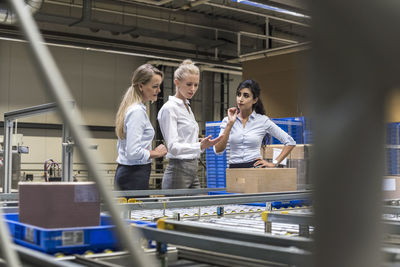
227;107;238;124
154;144;167;158
200;135;224;150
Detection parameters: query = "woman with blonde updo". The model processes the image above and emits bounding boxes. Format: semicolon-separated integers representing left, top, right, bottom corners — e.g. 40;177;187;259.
114;64;167;190
157;59;223;189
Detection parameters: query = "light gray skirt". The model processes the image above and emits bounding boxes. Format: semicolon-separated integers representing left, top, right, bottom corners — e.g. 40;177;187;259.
162;159;200;189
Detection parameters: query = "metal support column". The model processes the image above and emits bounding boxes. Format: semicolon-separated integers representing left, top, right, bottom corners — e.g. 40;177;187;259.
310;1;400;266
265;17;270;49
214;30;219;60
3;120;13;193
62;124;74;182
237;33;241;57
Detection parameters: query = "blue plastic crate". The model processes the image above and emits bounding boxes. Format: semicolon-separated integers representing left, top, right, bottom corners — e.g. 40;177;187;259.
387;148;400;175
205;121;228;188
4;213;155;255
270;117;305;144
387;123;400;145
206;192;310;208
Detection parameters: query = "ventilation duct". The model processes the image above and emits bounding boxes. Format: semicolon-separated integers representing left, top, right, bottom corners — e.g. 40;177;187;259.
0;0;43;24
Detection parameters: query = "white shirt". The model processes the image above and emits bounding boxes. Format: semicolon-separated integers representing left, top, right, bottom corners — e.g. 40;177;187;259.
116;103;154;165
215;111;296;164
158;96;201;159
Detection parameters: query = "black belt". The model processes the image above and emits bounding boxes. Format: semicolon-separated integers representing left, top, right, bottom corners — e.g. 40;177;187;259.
229;160;258;169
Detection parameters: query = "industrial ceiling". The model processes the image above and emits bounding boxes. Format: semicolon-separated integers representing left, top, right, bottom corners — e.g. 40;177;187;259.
0;0;310;69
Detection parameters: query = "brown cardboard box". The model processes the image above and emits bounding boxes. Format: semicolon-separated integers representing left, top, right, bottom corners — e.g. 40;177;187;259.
383;176;400;200
261;145;312;186
226;168;297;193
262;144;312;160
19;182;100;228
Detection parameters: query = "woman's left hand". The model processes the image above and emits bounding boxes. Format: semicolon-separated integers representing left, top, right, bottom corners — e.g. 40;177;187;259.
200;135;224;150
254;158;276;168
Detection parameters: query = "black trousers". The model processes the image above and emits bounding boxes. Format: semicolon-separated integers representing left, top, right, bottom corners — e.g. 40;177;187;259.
229;160;258;169
114;163;151;190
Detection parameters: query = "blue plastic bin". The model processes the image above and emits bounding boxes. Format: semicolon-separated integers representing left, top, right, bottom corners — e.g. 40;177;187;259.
206;121;228;188
4;213;155;255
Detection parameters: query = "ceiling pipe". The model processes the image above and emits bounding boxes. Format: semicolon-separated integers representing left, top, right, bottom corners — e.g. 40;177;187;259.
199;65;242;76
226;41;311;63
205;2;310;27
45;0;299;45
0;35;242;70
117;0;174;6
69;0;92;26
180;0;211;10
147;60;242;75
116;0;310;26
239;31;298;44
240;41;310;57
0;0;43;24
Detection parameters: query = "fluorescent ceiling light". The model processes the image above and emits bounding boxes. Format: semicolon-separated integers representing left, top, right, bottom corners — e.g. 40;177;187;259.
231;0;310;19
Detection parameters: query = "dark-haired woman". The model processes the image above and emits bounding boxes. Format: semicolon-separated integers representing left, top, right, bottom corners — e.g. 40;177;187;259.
214;79;295;168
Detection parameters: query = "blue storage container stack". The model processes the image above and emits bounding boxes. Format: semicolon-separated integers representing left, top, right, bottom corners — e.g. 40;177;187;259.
386;122;400;175
205;121;227;188
270;117;306;144
302;117;313;144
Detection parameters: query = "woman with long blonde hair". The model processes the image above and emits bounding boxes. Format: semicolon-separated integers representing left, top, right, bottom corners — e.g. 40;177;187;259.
157;59;223;189
114;64;167;190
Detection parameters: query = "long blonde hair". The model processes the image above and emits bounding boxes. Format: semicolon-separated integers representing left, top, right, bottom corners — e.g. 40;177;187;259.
115;64;163;139
174;59;200;81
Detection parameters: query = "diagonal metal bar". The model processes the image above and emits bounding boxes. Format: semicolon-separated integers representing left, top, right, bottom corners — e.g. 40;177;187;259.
7;0;158;266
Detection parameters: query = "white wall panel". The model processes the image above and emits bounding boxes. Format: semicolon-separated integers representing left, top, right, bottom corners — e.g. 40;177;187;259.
0;41;11;116
47;46;84;124
8;43;46;123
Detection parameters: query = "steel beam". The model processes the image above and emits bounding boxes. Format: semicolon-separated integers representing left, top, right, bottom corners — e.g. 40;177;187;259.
12;245;84;267
267;212;313;225
0;193;18;201
3;103;57;122
119;191;311;210
134;225;312;266
112;188;226;197
161;219;313;250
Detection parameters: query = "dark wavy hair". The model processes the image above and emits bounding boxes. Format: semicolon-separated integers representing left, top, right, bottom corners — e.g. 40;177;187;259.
237;79;271;144
236;79;265;115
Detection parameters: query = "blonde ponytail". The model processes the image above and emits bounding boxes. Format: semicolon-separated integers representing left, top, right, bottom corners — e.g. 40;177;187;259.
115;64;163;139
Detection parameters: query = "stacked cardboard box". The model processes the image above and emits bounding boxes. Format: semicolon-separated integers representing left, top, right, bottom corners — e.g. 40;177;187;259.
262;144;312;160
262;144;312;187
19;182;100;228
226;168;297;193
383;176;400;199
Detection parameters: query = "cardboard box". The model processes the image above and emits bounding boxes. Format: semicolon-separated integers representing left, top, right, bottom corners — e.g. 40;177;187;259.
262;144;312;160
19;182;100;228
383;176;400;200
226;168;297;193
